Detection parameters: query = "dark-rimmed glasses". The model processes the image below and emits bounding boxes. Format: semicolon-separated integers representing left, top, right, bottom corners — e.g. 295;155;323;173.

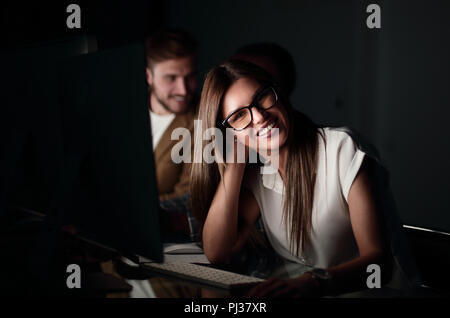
222;86;278;131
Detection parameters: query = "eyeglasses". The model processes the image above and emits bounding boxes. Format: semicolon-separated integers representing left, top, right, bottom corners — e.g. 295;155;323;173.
222;86;278;131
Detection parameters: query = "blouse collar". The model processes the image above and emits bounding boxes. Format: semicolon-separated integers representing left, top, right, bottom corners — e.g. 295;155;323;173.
261;169;285;195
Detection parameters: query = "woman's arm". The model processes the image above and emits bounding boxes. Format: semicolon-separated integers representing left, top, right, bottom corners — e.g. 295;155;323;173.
247;160;392;297
202;163;260;264
322;160;392;295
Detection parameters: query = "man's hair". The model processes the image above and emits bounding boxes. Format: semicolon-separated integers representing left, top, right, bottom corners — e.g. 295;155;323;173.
145;28;197;69
234;42;296;96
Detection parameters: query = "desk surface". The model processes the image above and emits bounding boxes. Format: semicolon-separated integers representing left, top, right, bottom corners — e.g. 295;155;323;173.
137;253;422;298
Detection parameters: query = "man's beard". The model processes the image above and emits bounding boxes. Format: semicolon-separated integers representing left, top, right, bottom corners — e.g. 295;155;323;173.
150;86;190;114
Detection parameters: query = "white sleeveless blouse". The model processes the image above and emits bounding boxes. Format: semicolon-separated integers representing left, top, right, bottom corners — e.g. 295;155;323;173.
244;127;366;268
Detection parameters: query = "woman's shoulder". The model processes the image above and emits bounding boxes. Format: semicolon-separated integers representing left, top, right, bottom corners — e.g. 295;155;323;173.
320;126;354;144
317;127;359;155
319;126;381;162
317;127;367;171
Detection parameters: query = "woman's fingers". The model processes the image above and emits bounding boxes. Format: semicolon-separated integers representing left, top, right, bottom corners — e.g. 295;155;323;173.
245;275;316;298
245;278;275;297
246;278;285;298
271;285;297;298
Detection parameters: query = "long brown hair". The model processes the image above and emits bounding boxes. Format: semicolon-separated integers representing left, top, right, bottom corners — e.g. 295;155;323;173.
190;60;321;256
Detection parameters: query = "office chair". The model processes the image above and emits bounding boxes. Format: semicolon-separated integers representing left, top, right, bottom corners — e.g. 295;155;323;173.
403;225;450;296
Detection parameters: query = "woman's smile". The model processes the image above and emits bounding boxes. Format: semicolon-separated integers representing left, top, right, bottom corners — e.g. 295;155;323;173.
257;118;278;137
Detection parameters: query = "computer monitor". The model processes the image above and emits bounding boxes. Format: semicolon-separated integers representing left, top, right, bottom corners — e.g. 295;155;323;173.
0;36;94;221
1;36;98;296
57;42;163;262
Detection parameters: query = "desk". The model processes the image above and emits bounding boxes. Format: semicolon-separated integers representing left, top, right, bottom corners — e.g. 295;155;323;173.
138;259;312;298
118;253;423;298
1;207;133;297
143;271;425;298
115;251;308;298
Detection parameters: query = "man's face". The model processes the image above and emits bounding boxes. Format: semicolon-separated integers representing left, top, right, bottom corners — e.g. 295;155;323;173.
146;56;197;114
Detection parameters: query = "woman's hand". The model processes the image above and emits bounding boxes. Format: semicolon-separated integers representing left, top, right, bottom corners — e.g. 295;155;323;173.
202;133;261;264
219;137;248;186
245;273;321;298
225;135;249;166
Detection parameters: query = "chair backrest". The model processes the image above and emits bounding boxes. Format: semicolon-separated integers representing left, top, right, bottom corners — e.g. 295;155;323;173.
403;225;450;294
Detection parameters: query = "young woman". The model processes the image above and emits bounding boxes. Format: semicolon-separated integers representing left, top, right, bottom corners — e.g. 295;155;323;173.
190;60;395;297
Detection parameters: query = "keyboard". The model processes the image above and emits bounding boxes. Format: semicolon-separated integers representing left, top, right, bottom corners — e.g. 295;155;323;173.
141;261;265;290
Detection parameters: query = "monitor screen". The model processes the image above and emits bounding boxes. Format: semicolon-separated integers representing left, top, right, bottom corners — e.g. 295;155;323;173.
0;36;94;218
57;43;163;262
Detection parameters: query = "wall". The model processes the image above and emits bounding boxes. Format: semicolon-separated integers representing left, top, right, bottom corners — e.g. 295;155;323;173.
376;0;450;230
165;0;450;231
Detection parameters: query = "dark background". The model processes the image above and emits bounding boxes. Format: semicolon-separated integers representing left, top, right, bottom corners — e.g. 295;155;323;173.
2;0;449;232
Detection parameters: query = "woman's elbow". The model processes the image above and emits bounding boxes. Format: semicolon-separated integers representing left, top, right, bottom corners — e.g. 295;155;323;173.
202;236;231;265
203;247;231;265
202;228;236;265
